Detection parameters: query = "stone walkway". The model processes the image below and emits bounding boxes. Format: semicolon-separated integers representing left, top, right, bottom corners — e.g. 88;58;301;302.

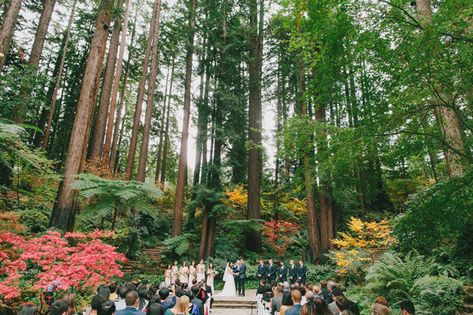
211;289;258;315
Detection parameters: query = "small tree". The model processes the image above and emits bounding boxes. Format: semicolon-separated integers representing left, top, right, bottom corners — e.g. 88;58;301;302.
262;220;300;258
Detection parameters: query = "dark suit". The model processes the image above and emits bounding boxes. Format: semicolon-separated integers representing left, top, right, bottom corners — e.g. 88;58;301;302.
116;306;145;315
257;263;266;281
297;264;307;284
285;304;302;315
267;263;276;282
232;264;240;294
289;264;298;284
238;263;247;296
192;297;204;315
278;266;287;282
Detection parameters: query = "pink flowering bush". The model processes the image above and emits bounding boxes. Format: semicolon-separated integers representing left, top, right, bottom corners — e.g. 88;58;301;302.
0;230;125;307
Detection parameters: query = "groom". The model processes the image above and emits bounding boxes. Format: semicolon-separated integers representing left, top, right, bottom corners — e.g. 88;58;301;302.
238;259;247;296
233;260;241;295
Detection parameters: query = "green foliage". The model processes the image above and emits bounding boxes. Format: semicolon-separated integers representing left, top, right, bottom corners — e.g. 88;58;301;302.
162;234;192;261
19;207;50;233
365;251;463;314
395;169;473;253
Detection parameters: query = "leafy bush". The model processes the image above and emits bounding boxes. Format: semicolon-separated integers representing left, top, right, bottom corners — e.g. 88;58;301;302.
395;169;473;253
365;251;463;314
162;234;192;261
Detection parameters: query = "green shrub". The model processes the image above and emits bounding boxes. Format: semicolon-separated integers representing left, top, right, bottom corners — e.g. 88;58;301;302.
365;251;463;314
395;169;473;253
19;207;49;233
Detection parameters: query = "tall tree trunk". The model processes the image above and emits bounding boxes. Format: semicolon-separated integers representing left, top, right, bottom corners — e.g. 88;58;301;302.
13;0;56;123
155;65;171;184
0;0;22;72
416;0;465;177
103;0;132;166
125;0;160;179
50;0;113;232
172;0;197;236
137;0;162;182
110;64;129;171
160;57;176;185
42;0;78;149
89;0;125;160
246;0;263;252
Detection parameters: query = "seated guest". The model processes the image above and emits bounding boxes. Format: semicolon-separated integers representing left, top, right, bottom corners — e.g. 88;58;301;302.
328;288;343;314
146;302;164;315
400;301;415;315
138;286;150;311
285;289;302;315
271;286;284;315
299;286;307;305
190;286;203;315
280;292;294;315
159;288;176;313
312;285;324;300
86;295;105;315
164;296;190;315
320;281;332;303
62;293;77;315
50;300;69;315
116;290;145;315
335;296;360;315
371;296;391;315
17;303;37;315
98;285;111;302
100;301;116;315
109;283;119;301
115;287;130;311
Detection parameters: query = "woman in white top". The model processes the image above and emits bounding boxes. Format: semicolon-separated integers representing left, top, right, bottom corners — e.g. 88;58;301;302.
189;260;197;285
218;262;236;297
179;261;189;284
171;261;179;284
164;265;172;286
206;263;217;294
196;259;206;282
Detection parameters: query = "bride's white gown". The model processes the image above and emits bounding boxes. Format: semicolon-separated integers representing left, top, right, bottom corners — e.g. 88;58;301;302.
218;265;236;297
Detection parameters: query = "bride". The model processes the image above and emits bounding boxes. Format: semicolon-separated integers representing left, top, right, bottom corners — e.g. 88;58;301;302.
218;262;237;296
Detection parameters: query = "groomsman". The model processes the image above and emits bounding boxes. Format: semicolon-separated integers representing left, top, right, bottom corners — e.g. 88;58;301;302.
289;260;298;284
278;261;287;282
267;259;276;282
297;260;307;284
257;259;266;281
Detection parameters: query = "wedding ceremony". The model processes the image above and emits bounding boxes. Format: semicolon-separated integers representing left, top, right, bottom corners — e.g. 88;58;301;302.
1;0;473;314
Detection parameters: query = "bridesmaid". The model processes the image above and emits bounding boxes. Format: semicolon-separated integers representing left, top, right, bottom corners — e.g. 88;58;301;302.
171;261;179;284
196;259;206;282
188;260;197;285
206;263;217;295
179;261;189;284
164;265;172;286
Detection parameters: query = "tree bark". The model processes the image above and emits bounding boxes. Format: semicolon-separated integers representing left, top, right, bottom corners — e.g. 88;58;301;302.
0;0;22;72
160;57;176;185
155;65;171;184
246;0;263;252
172;0;197;236
416;0;466;177
103;0;132;166
137;0;162;182
125;0;160;179
89;0;125;160
42;0;78;149
50;0;114;232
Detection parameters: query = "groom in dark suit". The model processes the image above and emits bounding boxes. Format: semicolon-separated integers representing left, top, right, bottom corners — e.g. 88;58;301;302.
233;261;240;294
238;259;247;296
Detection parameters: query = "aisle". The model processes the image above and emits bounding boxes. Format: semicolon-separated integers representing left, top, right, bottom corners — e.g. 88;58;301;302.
212;289;258;314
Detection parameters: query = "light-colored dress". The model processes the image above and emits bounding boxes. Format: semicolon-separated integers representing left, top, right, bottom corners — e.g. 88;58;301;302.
171;265;179;284
218;265;236;297
196;263;206;282
179;266;189;284
165;269;172;286
206;269;216;294
189;265;196;284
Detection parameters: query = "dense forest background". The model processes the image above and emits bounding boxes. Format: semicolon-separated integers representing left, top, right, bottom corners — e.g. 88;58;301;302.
1;0;473;284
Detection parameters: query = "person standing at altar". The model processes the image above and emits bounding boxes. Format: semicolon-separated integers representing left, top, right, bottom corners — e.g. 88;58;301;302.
257;259;266;282
267;259;276;283
196;259;206;283
297;260;307;285
238;258;247;297
179;261;189;284
289;260;298;285
189;261;197;284
233;260;241;295
206;263;217;294
171;261;179;284
278;261;287;282
165;265;172;286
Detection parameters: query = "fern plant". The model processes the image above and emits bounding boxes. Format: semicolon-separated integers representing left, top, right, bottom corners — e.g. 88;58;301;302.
72;173;162;230
162;233;192;261
365;251;463;314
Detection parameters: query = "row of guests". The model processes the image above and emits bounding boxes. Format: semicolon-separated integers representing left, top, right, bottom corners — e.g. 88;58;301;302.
257;259;308;284
163;261;216;290
17;279;212;315
257;279;416;315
